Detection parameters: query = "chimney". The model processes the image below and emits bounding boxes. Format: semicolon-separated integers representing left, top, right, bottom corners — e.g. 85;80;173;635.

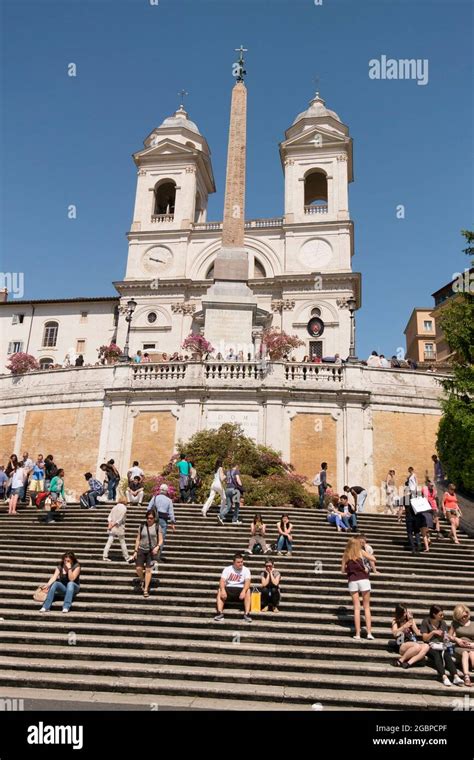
0;288;8;303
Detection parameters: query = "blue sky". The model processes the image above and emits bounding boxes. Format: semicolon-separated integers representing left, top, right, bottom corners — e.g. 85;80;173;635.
1;0;473;358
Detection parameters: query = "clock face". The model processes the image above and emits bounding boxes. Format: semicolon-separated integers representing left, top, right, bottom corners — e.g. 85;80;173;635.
298;239;332;271
142;246;173;274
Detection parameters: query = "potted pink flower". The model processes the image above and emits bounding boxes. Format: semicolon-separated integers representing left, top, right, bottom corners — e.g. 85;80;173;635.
99;343;122;364
6;352;40;375
181;333;214;360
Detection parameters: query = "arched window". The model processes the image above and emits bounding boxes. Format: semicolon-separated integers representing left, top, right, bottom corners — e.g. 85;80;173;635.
304;170;328;208
42;321;58;348
311;307;321;317
39;357;53;369
253;259;266;279
153;181;176;215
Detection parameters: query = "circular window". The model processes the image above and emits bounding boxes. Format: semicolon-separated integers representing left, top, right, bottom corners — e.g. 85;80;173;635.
311;308;321;317
147;312;157;324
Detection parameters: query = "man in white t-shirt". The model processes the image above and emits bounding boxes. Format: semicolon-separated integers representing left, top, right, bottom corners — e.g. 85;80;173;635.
214;553;252;623
127;461;144;484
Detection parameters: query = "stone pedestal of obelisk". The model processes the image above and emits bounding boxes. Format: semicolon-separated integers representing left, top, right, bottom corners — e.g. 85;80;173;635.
202;78;258;355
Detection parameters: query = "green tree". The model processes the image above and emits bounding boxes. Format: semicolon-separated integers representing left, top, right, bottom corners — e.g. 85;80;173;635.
162;423;315;507
436;230;474;492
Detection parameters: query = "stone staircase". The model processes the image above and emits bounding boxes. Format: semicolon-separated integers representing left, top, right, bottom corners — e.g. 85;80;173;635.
0;502;473;710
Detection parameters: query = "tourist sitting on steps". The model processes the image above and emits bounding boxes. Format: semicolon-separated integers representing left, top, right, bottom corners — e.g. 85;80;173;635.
103;497;130;563
276;514;293;555
337;494;358;531
127;476;144;505
245;513;271;554
214;553;252;623
202;459;226;517
39;551;81;613
326;502;349;532
448;604;474;688
391;603;429;669
341;537;377;640
260;559;281;612
420;605;463;687
80;472;105;509
129;510;163;598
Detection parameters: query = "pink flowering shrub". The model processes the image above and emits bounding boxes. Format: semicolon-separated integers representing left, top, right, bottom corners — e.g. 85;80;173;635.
6;352;39;375
261;328;304;360
181;333;214;357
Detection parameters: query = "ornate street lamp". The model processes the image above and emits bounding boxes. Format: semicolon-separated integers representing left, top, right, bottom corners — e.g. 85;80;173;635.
119;298;137;362
346;293;358;364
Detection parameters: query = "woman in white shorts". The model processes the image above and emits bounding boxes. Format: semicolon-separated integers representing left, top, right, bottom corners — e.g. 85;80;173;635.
202;459;226;517
341;537;378;641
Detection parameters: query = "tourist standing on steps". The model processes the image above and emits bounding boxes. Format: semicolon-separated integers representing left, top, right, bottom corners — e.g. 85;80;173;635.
442;484;463;544
400;498;422;554
343;484;368;513
29;455;45;503
147;483;175;561
39;551;81;613
129;511;163;598
358;534;380;575
405;466;418;501
176;454;191;502
202;459;226;516
260;559;281;612
420;605;463;687
391;604;429;669
214;553;252;623
49;469;66;505
5;454;20;500
103;497;130;562
8;461;30;515
245;513;271;554
187;459;199;503
384;469;397;514
126;476;144;505
422;480;442;537
218;464;243;525
100;460;120;502
276;514;294;555
315;462;330;509
20;451;34;502
0;466;8;501
432;454;444;484
44;455;58;491
449;604;474;688
341;537;377;640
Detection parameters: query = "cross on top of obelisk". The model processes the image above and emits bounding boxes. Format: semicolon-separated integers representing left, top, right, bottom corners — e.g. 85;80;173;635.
234;45;248;82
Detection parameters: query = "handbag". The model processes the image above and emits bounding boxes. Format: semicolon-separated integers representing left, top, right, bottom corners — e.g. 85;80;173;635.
410;497;432;514
429;641;447;651
33;585;47;603
250;587;261;613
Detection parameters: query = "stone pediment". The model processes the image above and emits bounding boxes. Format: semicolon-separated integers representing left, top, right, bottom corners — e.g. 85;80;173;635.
134;138;197;161
282;127;347;150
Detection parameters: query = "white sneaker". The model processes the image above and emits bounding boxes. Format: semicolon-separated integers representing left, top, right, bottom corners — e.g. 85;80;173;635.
62;608;70;613
39;607;48;613
442;675;452;686
102;557;112;562
366;633;375;640
352;634;361;640
453;675;463;686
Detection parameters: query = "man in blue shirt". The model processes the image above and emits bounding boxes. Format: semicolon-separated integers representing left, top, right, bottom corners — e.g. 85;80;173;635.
147;484;176;561
176;454;191;502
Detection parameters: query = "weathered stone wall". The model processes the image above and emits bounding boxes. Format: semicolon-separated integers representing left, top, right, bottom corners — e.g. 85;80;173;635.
130;411;176;476
0;424;17;463
290;413;337;490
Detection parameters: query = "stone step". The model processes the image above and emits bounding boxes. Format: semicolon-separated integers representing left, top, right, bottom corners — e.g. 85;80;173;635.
0;663;463;709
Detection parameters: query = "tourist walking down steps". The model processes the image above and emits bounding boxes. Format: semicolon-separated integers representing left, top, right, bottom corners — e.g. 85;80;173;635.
103;497;130;562
147;483;176;561
202;459;226;517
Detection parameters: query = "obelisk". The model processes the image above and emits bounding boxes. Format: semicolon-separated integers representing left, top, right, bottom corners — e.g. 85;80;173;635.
203;47;258;353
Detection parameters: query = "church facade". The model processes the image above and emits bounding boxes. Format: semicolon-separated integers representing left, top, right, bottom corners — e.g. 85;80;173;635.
0;79;445;504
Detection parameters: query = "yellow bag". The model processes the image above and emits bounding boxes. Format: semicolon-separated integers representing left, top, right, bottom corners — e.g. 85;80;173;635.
250;587;261;613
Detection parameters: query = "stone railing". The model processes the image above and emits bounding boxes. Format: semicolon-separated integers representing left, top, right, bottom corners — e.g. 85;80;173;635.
151;214;174;223
284;363;343;382
304;204;328;214
131;362;188;381
204;361;266;380
192;217;283;232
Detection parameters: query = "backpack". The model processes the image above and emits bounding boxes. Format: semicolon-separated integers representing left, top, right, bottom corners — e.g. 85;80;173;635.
35;492;50;509
91;479;105;496
252;542;263;555
313;473;321;487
